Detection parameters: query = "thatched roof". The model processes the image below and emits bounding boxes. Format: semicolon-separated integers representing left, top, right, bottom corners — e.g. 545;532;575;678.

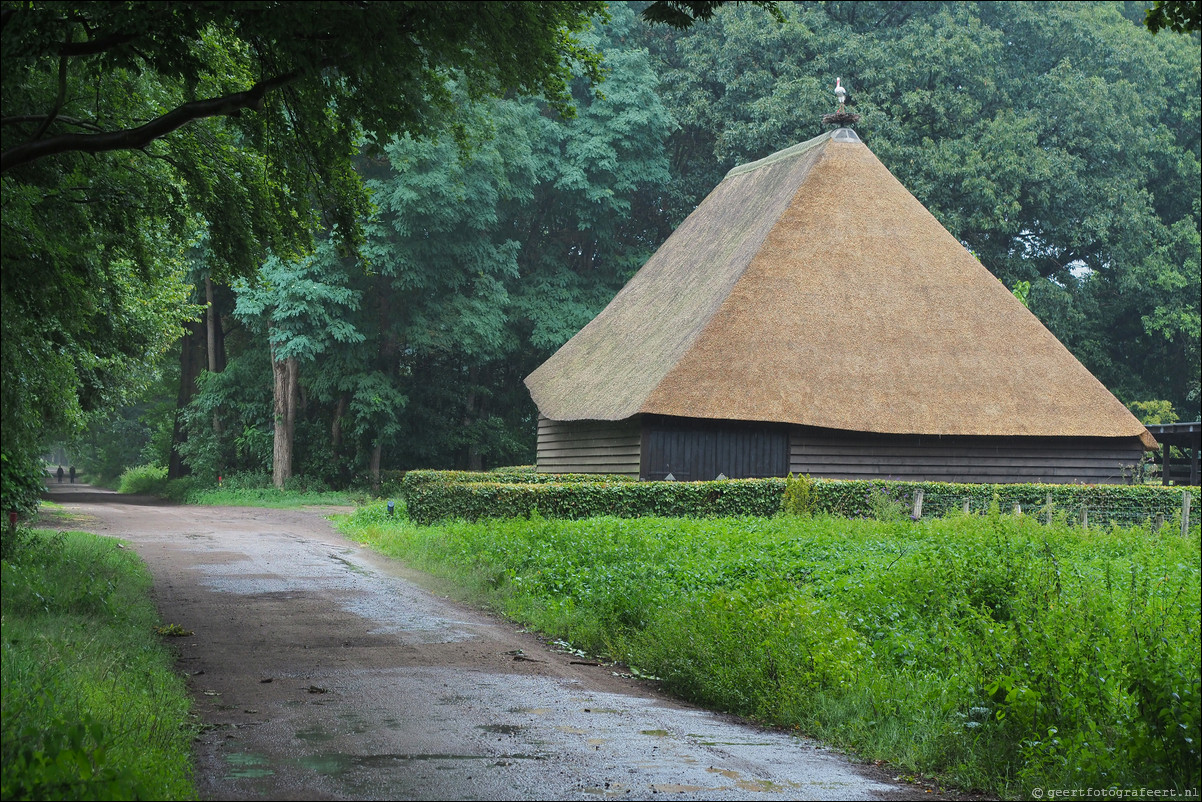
526;129;1156;449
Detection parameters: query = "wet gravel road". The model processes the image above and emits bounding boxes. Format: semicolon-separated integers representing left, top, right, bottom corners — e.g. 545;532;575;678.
41;484;951;801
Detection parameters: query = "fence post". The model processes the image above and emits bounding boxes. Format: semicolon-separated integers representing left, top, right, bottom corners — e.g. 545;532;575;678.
1013;502;1022;516
912;489;924;520
1154;513;1165;531
1044;492;1053;525
962;498;970;515
1183;491;1192;538
1081;505;1088;528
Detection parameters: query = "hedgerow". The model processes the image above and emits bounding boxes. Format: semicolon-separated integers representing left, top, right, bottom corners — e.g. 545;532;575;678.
401;470;1195;527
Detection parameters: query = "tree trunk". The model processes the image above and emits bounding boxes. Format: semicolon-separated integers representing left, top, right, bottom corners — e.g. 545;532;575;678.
271;353;298;489
369;441;382;493
205;276;225;436
331;393;349;450
463;365;483;471
168;320;205;479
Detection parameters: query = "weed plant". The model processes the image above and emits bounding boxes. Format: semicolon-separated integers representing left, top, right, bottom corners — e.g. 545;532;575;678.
340;503;1201;798
1;529;196;800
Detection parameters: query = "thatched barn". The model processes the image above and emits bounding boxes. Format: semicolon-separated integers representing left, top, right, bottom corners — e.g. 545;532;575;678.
524;128;1155;483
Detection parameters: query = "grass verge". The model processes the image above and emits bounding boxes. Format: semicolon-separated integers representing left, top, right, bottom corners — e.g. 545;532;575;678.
182;486;363;508
112;465;364;508
1;528;196;801
338;503;1201;799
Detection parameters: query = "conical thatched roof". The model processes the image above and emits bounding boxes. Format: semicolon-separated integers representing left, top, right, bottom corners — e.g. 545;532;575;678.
526;129;1155;448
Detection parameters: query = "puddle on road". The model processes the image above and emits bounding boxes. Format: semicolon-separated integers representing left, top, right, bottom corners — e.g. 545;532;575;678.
478;723;523;735
581;782;631;797
329;554;369;575
437;694;473;705
640;729;670;736
336;711;370;734
299;752;545;778
686;734;778;746
295;727;336;743
507;707;551;715
224;752;274;779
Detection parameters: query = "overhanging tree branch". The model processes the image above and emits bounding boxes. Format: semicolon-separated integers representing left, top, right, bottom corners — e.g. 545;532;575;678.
1;71;299;173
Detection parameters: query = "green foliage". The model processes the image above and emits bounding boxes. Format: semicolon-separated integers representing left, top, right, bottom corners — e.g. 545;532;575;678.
1;530;195;800
355;12;677;471
1010;280;1031;308
405;474;781;524
400;467;636;494
176;349;275;483
401;470;1195;527
1144;0;1201;33
1;0;616;508
340;508;1201;797
115;464;168;495
863;484;911;522
781;472;816;516
1127;399;1180;425
1;450;46;519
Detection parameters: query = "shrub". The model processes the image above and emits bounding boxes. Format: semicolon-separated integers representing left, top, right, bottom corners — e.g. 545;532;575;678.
402;470;1194;527
399;468;636;500
782;473;817;516
1;450;46;520
405;476;784;525
116;464;169;495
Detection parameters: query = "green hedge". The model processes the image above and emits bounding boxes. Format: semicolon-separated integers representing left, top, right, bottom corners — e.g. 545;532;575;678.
406;476;780;524
806;477;1193;524
404;471;1197;526
399;468;636;499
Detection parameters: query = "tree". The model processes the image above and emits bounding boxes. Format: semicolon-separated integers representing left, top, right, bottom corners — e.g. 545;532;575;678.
1;1;610;507
1144;0;1202;33
232;243;364;488
357;6;676;471
170;4;679;481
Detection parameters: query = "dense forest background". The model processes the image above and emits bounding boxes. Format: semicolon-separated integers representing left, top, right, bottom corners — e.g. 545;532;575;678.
3;1;1199;505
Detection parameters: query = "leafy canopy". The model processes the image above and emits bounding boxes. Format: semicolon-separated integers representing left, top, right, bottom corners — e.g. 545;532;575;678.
1;1;611;268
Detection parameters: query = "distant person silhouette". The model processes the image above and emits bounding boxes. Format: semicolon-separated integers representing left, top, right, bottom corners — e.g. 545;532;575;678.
56;465;64;483
69;465;76;483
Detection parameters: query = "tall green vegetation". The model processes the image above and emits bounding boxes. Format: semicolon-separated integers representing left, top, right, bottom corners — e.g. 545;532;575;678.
175;3;675;485
341;506;1201;797
0;0;612;509
1;529;196;800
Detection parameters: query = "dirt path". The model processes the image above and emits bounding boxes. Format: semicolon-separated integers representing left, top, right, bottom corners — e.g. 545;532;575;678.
40;483;958;801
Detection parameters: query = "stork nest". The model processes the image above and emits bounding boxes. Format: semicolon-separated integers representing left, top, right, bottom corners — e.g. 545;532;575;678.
822;111;861;127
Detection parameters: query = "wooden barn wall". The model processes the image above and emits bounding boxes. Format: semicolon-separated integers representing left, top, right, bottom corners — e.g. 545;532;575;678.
536;417;642;477
789;427;1149;485
640;416;788;481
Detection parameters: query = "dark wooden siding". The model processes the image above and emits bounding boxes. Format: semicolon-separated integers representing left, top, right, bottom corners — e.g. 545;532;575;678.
790;427;1148;484
536;417;641;477
640;416;788;481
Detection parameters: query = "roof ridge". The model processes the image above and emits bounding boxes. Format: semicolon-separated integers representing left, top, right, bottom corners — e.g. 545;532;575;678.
725;130;844;178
